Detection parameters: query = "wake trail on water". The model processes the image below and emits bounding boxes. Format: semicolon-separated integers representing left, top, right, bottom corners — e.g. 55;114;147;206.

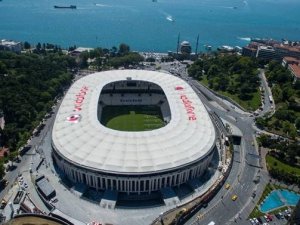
238;37;251;41
95;3;111;7
159;10;175;22
218;6;237;9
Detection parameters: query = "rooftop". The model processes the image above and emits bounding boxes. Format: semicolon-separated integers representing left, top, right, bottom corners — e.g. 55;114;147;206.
283;56;300;64
52;70;216;174
0;39;21;46
289;64;300;78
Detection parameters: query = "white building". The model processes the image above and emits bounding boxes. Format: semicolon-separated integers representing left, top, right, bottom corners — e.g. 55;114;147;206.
52;70;216;195
0;39;22;53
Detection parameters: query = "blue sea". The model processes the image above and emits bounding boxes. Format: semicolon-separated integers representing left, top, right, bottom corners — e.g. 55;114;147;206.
0;0;299;52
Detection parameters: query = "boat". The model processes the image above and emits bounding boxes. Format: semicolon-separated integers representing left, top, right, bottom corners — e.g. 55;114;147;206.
54;5;76;9
166;15;175;22
205;45;212;51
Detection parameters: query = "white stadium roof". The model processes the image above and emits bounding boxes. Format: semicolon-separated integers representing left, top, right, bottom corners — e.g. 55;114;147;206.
52;70;216;174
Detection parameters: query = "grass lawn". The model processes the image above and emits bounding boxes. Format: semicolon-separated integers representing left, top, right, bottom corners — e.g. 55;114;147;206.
199;76;261;111
266;155;300;176
101;105;164;131
219;90;261;111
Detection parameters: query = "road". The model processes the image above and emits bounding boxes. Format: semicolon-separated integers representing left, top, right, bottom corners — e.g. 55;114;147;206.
0;89;64;213
258;69;275;116
0;63;273;225
164;61;271;225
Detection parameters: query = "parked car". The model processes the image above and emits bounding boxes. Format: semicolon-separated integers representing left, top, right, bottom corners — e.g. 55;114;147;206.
264;215;269;222
257;217;263;224
274;213;281;219
266;214;273;221
249;219;256;225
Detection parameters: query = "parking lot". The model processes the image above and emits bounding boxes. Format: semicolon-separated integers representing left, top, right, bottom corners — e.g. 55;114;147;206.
248;208;292;225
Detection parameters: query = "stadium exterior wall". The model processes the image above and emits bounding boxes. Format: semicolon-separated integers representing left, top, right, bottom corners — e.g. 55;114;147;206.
51;70;218;195
52;143;216;194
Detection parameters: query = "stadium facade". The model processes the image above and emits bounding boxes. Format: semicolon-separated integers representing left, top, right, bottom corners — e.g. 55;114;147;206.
52;70;217;194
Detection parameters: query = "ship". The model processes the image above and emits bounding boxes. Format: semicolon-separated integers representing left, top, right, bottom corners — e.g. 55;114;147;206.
54;5;76;9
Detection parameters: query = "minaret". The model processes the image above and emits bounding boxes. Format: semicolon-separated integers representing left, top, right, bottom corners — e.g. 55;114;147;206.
176;32;180;54
195;34;199;55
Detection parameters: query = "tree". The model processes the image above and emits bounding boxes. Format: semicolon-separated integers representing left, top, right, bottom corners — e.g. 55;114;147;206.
23;41;31;49
256;117;267;128
110;46;117;57
118;43;130;56
0;163;5;179
0;49;74;151
36;42;41;50
282;121;292;135
207;64;220;77
0;61;7;75
295;118;300;130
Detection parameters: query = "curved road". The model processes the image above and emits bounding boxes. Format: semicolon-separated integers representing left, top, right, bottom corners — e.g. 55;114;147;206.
173;66;272;225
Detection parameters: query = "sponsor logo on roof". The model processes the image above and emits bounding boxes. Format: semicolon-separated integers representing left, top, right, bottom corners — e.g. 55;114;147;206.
175;86;184;91
175;86;197;121
66;114;81;123
74;86;88;112
180;95;197;121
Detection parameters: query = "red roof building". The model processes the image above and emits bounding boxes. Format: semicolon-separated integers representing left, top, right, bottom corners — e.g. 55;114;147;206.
289;63;300;81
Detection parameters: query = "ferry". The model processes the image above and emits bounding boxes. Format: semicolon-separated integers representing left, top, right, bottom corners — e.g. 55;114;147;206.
54;5;76;9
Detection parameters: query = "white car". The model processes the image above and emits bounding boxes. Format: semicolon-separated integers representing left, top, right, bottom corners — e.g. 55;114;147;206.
249;219;255;225
253;218;259;224
278;212;284;219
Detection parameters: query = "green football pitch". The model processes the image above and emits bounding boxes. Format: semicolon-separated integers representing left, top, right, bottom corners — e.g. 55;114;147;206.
101;105;165;131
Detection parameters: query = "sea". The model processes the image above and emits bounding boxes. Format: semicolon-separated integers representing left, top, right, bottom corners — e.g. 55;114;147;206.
0;0;299;52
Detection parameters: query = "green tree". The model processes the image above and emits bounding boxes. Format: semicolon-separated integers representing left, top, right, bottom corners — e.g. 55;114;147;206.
0;162;5;179
118;43;130;56
282;121;293;135
23;41;31;49
256;117;267;128
0;61;7;74
295;118;300;130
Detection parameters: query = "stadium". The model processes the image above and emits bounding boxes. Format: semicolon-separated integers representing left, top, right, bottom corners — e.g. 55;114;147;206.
51;70;217;197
